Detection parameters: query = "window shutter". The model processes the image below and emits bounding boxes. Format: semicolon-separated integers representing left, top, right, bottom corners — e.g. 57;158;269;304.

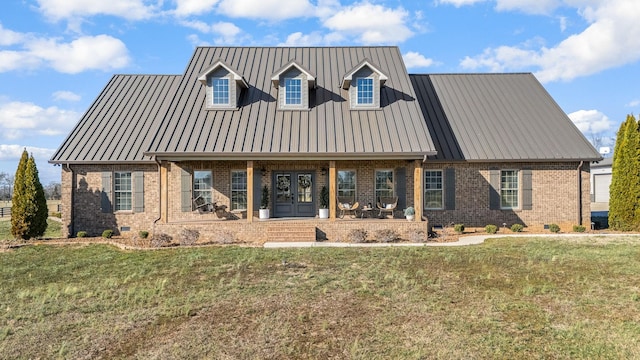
522;168;532;210
489;168;500;210
445;168;456;210
253;169;262;209
101;172;112;213
181;167;192;212
395;167;406;210
133;171;144;213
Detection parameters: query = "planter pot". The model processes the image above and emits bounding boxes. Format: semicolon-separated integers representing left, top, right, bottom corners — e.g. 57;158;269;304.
319;208;329;219
405;215;414;221
259;208;270;220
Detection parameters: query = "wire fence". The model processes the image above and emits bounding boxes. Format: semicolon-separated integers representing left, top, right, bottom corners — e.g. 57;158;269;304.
0;207;11;218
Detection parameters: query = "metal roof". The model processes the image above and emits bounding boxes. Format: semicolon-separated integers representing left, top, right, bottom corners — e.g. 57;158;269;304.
50;74;181;163
410;73;602;162
145;46;437;160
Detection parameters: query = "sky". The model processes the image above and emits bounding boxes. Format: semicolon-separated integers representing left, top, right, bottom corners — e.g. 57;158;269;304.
1;0;639;185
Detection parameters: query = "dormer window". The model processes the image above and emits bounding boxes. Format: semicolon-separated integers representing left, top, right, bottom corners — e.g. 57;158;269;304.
341;59;388;110
211;77;229;105
271;60;315;110
197;60;248;110
285;78;302;105
356;77;374;105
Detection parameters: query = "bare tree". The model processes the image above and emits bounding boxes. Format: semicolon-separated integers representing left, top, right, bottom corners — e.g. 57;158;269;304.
0;172;13;201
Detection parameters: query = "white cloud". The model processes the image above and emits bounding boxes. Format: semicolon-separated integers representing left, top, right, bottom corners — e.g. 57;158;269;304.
0;101;80;140
0;144;55;161
568;109;613;135
174;0;219;17
438;0;485;7
323;2;414;44
627;99;640;107
494;0;560;15
279;32;332;46
460;0;640;82
403;52;435;69
52;91;81;102
0;31;130;74
0;24;24;46
181;20;243;44
217;0;315;20
36;0;158;21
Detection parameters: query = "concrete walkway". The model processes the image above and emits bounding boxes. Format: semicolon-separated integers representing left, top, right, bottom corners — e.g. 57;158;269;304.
263;233;640;248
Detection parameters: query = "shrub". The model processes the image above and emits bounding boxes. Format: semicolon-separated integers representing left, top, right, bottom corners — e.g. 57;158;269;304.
347;228;368;243
549;223;561;233
151;233;172;248
319;185;329;209
179;228;200;246
573;224;586;233
408;229;427;243
214;230;235;244
11;151;48;240
510;224;524;232
374;229;399;243
102;229;114;239
453;224;465;234
485;224;498;234
403;207;415;216
51;212;62;218
138;231;149;239
76;231;87;238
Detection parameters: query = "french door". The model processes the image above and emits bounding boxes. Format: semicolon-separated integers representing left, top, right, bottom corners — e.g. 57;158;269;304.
273;171;315;217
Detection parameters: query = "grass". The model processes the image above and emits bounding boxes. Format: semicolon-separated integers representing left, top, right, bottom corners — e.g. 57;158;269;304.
1;237;640;358
0;218;62;240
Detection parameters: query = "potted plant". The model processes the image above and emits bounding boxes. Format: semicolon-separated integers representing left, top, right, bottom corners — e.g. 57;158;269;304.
404;206;415;221
319;185;329;219
259;185;270;219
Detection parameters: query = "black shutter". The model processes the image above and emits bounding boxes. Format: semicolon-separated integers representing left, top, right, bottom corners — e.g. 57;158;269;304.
180;167;192;212
101;172;112;213
395;167;406;210
522;168;532;210
133;171;144;213
489;168;500;210
444;168;456;210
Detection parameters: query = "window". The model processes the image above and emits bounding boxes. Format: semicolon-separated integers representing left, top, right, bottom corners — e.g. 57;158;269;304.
194;170;213;204
501;170;519;209
231;170;247;210
211;77;229;105
356;77;374;105
424;170;443;209
375;170;394;200
114;172;132;211
337;170;357;203
285;78;301;105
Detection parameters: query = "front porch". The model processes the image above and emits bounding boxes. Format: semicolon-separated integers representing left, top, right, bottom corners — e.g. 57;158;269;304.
153;217;429;244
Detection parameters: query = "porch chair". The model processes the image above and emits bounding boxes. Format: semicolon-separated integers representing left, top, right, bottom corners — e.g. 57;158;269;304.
377;197;398;218
192;195;213;213
337;198;360;219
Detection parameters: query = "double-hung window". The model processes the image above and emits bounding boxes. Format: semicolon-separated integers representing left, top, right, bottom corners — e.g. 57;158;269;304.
375;170;394;200
194;170;213;204
231;170;247;210
424;170;443;209
500;170;519;209
356;77;374;105
284;78;301;105
114;172;132;211
211;77;229;105
337;170;357;203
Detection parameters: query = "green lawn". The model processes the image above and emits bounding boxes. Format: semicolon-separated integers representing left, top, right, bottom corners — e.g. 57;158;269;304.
1;237;640;359
0;218;61;240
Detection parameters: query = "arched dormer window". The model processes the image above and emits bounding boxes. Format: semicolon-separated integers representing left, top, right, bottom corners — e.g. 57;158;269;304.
271;60;315;110
197;60;248;110
341;59;388;109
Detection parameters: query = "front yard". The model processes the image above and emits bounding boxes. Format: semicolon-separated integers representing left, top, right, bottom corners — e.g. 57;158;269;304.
1;236;640;359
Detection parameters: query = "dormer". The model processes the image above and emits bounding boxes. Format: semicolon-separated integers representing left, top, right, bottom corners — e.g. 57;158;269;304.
271;60;315;110
341;59;388;109
198;60;248;109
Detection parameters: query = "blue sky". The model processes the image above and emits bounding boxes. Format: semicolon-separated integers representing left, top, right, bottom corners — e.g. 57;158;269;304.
1;0;639;185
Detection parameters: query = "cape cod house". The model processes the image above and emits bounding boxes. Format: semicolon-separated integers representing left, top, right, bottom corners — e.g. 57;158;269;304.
50;46;601;242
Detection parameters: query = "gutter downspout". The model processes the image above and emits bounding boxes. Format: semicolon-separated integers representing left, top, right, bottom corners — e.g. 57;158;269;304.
153;158;162;235
63;164;74;238
577;161;584;226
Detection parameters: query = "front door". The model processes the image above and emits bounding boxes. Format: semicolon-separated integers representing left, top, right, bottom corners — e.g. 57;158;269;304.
273;171;315;217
